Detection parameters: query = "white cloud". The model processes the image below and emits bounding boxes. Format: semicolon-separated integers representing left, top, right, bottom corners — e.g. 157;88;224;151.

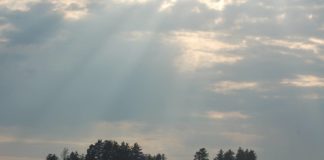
205;111;250;120
191;6;201;13
276;13;286;23
198;0;247;11
211;81;259;94
267;39;319;53
0;23;16;43
309;37;324;45
167;31;244;72
281;75;324;88
214;17;224;25
51;0;89;20
170;31;239;51
251;36;324;60
175;51;243;72
158;0;177;12
112;0;151;5
0;0;40;11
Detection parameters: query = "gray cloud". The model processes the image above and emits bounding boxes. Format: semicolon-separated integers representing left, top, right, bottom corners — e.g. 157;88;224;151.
0;0;323;160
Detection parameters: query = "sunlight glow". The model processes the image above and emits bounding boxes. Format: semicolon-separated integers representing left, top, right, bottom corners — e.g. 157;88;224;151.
206;111;250;120
281;75;324;88
198;0;247;11
212;81;259;94
158;0;177;12
167;31;244;72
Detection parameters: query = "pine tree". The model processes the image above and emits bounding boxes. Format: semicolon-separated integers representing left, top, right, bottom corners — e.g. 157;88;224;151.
68;151;81;160
247;150;256;160
236;147;245;160
131;143;145;160
224;150;235;160
214;149;224;160
116;141;131;160
102;140;115;160
161;154;166;160
85;140;105;160
61;148;69;160
194;148;209;160
46;154;58;160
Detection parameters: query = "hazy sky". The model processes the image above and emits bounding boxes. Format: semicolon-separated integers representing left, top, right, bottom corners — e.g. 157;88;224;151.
0;0;324;160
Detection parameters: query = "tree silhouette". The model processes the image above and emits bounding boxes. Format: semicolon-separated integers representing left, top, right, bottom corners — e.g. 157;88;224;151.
67;151;83;160
235;147;246;160
214;149;224;160
61;148;69;160
131;142;145;160
194;148;209;160
46;154;59;160
83;140;166;160
224;150;235;160
46;139;258;160
246;150;256;160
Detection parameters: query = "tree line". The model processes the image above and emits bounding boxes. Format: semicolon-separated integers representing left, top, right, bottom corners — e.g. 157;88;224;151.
46;140;257;160
194;147;256;160
46;140;166;160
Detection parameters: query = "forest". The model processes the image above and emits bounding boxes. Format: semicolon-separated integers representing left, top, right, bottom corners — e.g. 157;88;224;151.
46;140;257;160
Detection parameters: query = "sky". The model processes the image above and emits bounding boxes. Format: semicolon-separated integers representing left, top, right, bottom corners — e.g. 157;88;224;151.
0;0;324;160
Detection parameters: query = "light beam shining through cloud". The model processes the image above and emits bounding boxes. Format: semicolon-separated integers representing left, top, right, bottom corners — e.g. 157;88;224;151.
0;0;323;160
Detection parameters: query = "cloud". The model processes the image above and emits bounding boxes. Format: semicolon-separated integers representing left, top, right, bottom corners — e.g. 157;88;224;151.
281;75;324;88
249;36;324;60
211;81;259;94
198;0;247;11
205;111;250;120
112;0;151;5
276;13;286;23
51;0;89;20
0;0;89;20
266;39;319;53
214;17;224;24
2;3;63;45
1;1;324;160
0;23;15;32
158;0;177;12
175;51;243;72
167;31;244;72
191;6;201;13
309;37;324;45
0;0;40;11
0;135;15;143
0;23;16;43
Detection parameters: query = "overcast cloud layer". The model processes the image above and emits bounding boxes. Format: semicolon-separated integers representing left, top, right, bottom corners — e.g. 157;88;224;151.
0;0;324;160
